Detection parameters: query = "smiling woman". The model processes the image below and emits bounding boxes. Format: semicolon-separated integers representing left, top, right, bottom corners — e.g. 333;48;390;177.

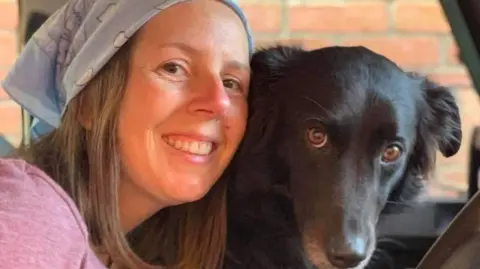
0;0;253;269
114;0;251;233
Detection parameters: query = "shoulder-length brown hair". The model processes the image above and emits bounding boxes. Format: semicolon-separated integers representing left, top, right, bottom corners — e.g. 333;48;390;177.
15;38;227;269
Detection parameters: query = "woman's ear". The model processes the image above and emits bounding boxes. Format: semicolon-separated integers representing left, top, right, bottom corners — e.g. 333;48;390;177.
77;95;93;130
78;115;92;130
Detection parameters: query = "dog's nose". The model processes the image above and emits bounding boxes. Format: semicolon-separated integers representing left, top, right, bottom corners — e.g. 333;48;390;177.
326;237;367;268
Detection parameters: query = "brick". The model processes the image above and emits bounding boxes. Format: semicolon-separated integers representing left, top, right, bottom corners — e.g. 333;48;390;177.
0;32;16;68
0;68;8;99
288;3;388;33
426;184;462;199
429;71;472;88
254;38;331;50
0;1;18;30
455;90;480;131
455;88;480;133
301;39;331;50
436;147;468;169
447;41;461;65
456;87;480;116
437;170;469;191
0;102;21;135
341;37;440;67
393;2;450;33
240;4;282;33
254;39;302;49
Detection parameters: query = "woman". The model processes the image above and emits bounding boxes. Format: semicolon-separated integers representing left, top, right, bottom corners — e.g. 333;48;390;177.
0;0;253;268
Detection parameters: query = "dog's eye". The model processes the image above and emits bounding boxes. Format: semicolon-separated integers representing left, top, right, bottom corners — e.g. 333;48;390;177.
382;145;402;163
306;128;328;148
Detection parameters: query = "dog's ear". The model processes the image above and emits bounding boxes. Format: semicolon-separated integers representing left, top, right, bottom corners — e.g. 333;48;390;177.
249;45;305;92
412;75;461;174
241;45;305;153
421;78;462;157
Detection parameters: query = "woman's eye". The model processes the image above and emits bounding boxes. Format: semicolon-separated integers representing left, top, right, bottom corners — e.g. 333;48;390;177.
156;61;188;80
223;79;243;93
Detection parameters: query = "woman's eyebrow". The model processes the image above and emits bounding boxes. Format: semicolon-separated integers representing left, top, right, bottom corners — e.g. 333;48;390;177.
226;60;251;74
157;42;250;72
156;42;197;54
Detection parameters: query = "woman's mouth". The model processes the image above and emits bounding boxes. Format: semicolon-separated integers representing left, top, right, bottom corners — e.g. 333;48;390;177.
163;136;215;156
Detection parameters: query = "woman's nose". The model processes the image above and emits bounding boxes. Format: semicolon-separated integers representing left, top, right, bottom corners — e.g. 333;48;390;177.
189;77;232;118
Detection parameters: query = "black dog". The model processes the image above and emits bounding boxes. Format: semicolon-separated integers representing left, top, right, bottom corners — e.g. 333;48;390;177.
223;45;462;269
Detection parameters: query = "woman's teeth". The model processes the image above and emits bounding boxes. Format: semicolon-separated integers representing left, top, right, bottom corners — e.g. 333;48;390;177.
164;137;214;156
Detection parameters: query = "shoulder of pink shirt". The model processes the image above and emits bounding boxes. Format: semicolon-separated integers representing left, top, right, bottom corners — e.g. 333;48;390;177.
0;157;106;269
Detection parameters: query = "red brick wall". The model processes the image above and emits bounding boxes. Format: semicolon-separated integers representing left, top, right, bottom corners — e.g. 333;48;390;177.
0;0;478;199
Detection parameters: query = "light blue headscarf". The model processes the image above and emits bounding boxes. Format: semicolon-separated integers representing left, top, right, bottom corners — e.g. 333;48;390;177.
2;0;253;138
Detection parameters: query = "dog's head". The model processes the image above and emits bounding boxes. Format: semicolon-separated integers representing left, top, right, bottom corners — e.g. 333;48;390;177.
239;45;462;268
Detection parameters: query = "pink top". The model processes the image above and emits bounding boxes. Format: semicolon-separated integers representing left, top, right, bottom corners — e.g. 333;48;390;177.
0;158;107;268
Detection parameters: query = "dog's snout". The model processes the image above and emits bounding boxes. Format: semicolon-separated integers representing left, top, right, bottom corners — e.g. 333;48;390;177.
326;236;367;268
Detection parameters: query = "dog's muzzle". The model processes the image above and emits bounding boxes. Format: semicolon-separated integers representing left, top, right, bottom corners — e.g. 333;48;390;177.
326;234;368;268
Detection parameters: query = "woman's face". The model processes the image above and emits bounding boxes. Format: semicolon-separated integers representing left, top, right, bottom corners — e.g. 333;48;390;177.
117;0;250;219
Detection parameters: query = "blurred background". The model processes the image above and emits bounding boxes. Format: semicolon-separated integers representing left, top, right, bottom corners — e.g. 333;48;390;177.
0;0;478;200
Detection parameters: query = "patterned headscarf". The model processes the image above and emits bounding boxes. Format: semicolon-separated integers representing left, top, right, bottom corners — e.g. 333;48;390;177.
2;0;253;137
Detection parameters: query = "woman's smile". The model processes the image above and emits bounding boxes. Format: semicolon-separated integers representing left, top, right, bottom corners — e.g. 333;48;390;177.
162;134;219;164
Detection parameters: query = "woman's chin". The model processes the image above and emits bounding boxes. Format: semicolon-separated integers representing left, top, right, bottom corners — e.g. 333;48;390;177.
165;179;213;204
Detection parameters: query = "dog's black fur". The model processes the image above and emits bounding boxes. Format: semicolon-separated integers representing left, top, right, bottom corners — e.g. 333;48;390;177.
223;45;462;269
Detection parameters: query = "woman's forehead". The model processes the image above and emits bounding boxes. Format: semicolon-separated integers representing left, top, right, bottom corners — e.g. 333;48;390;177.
135;1;249;60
